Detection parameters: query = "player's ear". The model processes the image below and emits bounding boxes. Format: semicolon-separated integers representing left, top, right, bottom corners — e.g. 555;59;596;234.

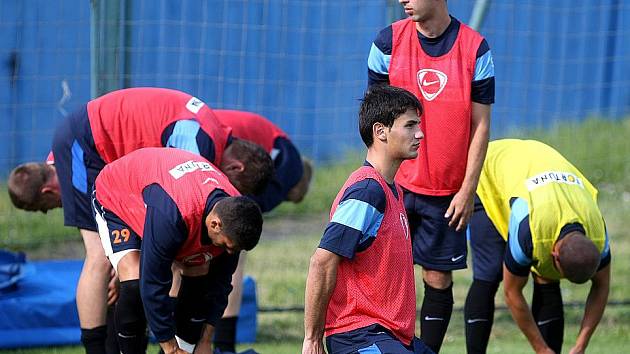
373;122;387;142
208;214;223;232
222;159;245;173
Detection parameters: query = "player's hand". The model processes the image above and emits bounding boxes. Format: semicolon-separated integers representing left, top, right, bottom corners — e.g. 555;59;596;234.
107;266;119;305
445;188;474;231
160;339;190;354
302;338;326;354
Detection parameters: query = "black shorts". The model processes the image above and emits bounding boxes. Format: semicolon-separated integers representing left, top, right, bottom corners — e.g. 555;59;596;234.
468;197;506;283
403;190;467;271
51;105;105;231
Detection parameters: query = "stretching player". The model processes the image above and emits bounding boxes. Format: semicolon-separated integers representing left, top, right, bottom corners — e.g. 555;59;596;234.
93;147;263;354
7;87;272;354
465;139;610;354
213;109;313;352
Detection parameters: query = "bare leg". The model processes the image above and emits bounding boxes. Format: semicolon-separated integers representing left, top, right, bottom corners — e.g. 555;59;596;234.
77;229;110;328
223;251;246;317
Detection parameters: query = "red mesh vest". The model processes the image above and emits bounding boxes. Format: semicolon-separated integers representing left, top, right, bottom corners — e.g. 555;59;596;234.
87;87;231;166
325;166;416;345
214;110;287;153
95;148;240;263
390;18;483;195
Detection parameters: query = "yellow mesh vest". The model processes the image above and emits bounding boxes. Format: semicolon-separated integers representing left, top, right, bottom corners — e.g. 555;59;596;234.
477;139;606;280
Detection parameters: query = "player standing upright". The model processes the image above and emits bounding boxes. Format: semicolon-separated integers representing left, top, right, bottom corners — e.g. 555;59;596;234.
367;1;494;351
303;85;432;354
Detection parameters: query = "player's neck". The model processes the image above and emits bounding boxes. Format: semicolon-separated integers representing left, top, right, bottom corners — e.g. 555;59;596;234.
365;151;400;184
415;13;451;38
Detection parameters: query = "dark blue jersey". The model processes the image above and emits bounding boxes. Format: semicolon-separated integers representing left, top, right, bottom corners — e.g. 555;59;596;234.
367;16;495;104
161;120;233;164
504;197;611;277
319;162;398;259
140;184;237;340
249;137;304;212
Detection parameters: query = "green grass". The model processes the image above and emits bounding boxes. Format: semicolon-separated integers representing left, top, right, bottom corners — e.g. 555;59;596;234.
1;118;630;353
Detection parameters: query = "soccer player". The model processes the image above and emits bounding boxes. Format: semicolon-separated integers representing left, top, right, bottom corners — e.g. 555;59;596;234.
212;109;313;352
7;87;272;354
215;109;313;212
92;147;263;354
464;139;610;354
303;85;432;354
367;1;495;351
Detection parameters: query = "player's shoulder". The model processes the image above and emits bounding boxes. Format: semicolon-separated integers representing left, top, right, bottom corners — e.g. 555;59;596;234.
340;178;387;213
373;25;393;54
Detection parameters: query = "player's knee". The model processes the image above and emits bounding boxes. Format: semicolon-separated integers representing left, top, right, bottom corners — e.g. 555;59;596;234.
175;275;209;343
532;282;563;317
115;280;146;336
423;269;452;289
465;279;500;318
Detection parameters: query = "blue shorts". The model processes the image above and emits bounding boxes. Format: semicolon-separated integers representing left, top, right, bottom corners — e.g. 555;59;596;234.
325;324;433;354
468;196;506;283
403;190;467;270
51;105;105;231
92;192;142;270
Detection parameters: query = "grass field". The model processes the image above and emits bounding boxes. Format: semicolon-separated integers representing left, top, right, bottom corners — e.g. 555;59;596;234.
1;118;629;353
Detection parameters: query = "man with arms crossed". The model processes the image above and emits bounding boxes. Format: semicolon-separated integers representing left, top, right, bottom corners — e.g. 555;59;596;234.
367;1;494;351
465;139;610;354
303;85;432;354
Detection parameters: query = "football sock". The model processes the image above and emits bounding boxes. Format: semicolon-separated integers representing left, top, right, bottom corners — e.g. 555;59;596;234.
464;279;500;354
532;282;564;353
420;281;454;353
105;304;121;354
175;275;209;344
81;325;107;354
214;316;238;353
115;280;147;354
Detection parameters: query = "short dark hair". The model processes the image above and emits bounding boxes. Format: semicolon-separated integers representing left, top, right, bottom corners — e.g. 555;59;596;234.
557;231;600;284
359;85;422;147
214;196;263;251
229;139;274;195
7;162;51;210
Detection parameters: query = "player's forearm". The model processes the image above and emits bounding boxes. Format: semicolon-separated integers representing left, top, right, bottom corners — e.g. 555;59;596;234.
303;251;338;341
575;267;610;350
461;102;490;194
193;324;215;352
505;289;550;352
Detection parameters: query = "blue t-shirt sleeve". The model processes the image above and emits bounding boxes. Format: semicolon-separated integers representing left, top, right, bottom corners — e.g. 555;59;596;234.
140;184;187;341
504;198;533;277
248;137;303;212
472;39;495;104
161;120;217;164
319;178;386;259
598;221;611;270
367;26;392;87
